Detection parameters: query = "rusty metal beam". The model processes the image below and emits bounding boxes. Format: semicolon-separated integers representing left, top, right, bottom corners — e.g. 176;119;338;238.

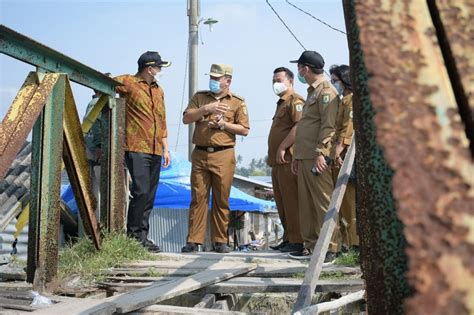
343;1;474;314
108;97;126;231
0;24;119;96
27;73;65;288
427;0;474;155
99;97;126;232
81;94;108;134
62;77;101;249
0;72;59;180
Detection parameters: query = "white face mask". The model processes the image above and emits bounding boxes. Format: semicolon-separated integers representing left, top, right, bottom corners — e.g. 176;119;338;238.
273;82;288;95
150;67;161;82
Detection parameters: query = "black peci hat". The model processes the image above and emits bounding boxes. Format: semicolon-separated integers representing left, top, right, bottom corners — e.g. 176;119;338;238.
290;51;324;70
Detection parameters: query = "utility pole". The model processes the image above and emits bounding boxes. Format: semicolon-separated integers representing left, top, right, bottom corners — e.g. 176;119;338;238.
188;0;199;161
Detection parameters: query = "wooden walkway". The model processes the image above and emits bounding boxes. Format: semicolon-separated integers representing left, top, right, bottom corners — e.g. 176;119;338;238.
0;251;364;314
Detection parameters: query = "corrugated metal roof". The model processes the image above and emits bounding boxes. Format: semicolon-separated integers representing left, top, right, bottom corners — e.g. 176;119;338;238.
0;142;31;216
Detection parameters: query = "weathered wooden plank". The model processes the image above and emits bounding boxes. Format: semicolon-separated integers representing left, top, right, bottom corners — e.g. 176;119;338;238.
199;277;364;294
128;304;249;315
0;281;32;292
31;298;116;315
154;251;298;264
106;263;255;313
293;141;356;312
107;264;360;278
98;277;364;294
294;290;365;315
194;293;216;308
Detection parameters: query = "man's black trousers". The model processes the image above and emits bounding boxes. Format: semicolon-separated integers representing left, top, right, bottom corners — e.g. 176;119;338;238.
125;151;162;243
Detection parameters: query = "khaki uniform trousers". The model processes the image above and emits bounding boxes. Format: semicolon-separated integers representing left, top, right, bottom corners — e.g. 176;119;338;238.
297;159;339;252
272;164;303;244
187;148;236;244
332;165;359;247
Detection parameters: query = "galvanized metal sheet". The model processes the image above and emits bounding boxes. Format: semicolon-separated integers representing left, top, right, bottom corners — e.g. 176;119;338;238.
148;208;190;253
62;77;101;249
344;0;474;314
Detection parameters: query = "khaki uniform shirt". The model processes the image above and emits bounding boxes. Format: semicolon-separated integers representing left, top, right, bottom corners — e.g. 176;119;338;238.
267;92;305;166
115;74;168;155
185;91;249;146
294;78;339;159
334;93;353;146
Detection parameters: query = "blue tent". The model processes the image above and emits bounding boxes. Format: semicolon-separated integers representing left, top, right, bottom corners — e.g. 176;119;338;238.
62;151;275;214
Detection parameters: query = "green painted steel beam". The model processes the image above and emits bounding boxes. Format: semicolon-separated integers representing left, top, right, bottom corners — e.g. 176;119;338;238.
99;97;126;232
108;97;126;231
27;74;66;288
0;24;120;96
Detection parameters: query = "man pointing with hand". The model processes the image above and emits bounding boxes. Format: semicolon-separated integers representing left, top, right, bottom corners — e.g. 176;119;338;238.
182;64;250;254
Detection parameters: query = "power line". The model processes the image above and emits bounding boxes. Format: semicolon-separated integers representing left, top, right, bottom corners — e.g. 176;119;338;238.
174;37;190;152
265;0;306;50
285;0;346;35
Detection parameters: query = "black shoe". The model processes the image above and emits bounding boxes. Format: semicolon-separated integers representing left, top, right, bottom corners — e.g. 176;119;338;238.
181;242;198;253
143;239;155;247
324;251;340;263
280;243;303;253
214;243;231;253
269;240;288;251
144;242;161;253
288;248;312;260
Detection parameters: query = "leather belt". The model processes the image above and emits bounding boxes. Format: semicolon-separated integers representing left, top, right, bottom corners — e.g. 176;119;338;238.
195;146;234;153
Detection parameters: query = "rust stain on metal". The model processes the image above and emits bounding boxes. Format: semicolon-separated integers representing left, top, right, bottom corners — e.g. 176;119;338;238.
108;97;126;232
0;72;38;179
429;0;473;153
0;73;61;180
348;0;473;314
62;77;101;249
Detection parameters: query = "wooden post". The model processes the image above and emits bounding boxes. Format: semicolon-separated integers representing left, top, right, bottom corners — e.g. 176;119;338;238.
293;139;356;312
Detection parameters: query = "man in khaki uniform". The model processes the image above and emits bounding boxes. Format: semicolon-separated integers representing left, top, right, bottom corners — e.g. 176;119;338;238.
182;64;250;254
288;51;340;261
267;67;305;253
330;64;359;250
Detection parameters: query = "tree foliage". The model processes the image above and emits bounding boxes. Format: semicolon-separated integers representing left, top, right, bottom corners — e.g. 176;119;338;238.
235;155;271;177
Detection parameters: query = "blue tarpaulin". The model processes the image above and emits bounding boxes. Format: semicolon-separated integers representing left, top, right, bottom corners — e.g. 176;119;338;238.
62;151;275;215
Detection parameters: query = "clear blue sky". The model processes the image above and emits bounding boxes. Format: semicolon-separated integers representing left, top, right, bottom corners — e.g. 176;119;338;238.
0;0;348;165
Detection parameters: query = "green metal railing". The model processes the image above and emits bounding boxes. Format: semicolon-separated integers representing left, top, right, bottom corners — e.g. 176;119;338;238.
0;24;126;289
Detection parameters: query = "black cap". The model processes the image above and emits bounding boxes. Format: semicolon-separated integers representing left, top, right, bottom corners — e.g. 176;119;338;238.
290;51;325;69
137;51;171;69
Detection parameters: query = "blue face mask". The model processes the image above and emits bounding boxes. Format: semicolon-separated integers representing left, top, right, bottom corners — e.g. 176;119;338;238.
297;72;307;84
334;81;344;95
209;79;221;93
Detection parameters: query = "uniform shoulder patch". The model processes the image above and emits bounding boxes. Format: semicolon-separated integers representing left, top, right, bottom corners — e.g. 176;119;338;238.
241;102;248;115
322;93;331;105
295;103;303;112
